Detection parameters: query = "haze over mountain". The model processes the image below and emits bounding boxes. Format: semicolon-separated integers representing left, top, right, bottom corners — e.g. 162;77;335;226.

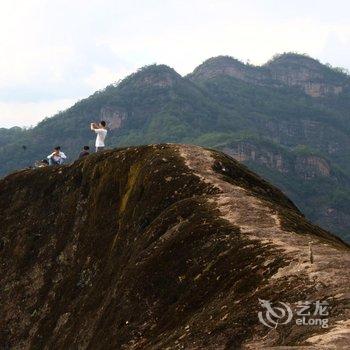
1;52;350;241
1;144;349;348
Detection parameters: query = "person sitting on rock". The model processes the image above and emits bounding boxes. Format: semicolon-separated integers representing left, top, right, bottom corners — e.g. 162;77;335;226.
47;146;67;166
79;145;90;159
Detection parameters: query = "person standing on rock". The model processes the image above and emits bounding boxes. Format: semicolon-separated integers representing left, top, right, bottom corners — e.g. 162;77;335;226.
90;121;107;152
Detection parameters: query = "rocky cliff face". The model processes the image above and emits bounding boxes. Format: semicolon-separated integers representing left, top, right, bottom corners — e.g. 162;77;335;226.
189;56;271;86
190;54;350;97
223;142;331;179
265;54;347;97
1;144;349;349
99;107;127;130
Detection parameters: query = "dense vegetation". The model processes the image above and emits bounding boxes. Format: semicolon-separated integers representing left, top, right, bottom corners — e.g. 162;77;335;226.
1;53;350;241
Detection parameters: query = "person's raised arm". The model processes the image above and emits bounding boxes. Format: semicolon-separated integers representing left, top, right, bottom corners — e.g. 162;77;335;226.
90;123;96;131
60;152;67;159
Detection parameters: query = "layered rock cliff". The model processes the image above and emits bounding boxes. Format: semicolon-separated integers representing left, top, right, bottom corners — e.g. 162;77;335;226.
190;53;350;97
1;145;349;349
265;54;348;97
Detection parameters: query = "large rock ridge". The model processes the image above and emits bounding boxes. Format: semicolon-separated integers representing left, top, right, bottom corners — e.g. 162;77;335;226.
0;144;349;349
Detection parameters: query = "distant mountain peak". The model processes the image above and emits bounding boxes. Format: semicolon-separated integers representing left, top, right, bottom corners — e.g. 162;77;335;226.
137;64;180;76
198;55;246;67
265;52;322;67
120;64;181;89
189;52;349;97
265;52;349;97
188;55;258;82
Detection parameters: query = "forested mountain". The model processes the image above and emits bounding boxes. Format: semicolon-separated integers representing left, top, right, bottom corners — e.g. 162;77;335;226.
1;53;350;241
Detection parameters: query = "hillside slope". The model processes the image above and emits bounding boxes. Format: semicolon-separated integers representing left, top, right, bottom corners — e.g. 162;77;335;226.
0;145;349;349
1;53;350;241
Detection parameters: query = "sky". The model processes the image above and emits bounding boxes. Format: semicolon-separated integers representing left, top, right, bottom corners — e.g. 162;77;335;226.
0;0;349;128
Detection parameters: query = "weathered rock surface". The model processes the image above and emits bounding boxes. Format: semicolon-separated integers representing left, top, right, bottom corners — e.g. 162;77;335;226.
0;144;349;349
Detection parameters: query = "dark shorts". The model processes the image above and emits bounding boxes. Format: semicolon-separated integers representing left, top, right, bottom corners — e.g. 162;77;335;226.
96;147;105;152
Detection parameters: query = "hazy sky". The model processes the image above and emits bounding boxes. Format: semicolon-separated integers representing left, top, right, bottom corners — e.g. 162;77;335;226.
1;0;349;128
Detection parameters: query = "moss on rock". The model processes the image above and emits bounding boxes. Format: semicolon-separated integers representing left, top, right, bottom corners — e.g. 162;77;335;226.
0;144;349;349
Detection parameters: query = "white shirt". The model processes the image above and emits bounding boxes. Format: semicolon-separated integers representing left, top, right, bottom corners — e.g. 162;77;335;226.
47;151;67;163
94;128;107;147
